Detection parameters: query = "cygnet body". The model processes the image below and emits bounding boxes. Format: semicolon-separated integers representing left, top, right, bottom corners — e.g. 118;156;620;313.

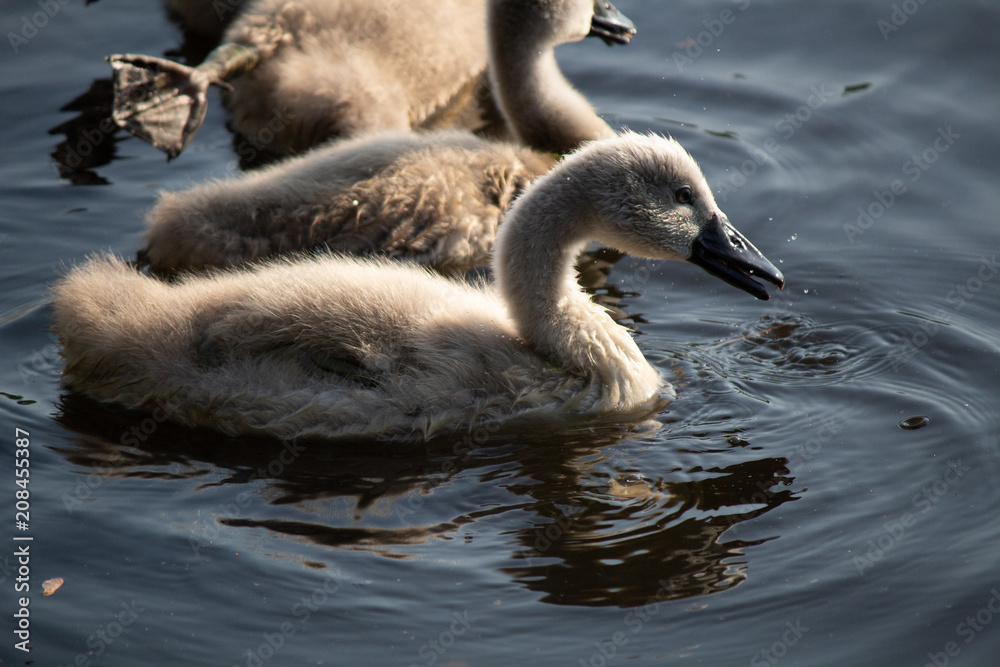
51;133;784;442
141;0;635;273
110;0;633;158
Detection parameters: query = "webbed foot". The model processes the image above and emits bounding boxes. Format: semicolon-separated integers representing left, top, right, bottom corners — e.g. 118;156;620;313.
108;53;223;159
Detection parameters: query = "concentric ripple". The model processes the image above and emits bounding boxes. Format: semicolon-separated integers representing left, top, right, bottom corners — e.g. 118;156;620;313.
689;312;924;388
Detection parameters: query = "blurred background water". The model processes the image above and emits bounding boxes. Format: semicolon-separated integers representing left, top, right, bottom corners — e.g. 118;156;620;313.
1;0;999;665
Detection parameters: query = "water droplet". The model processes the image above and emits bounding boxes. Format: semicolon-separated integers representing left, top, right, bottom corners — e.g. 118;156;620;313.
898;416;930;430
727;435;749;446
623;473;644;485
788;234;798;242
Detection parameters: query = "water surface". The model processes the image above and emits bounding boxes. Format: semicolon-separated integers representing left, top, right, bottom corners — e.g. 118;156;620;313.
2;0;999;665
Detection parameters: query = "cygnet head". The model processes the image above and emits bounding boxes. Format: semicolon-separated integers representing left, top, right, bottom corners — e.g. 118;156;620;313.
505;132;785;300
490;0;634;49
587;0;637;45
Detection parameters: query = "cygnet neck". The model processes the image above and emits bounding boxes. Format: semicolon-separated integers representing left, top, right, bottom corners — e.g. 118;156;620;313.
489;10;616;154
492;162;660;411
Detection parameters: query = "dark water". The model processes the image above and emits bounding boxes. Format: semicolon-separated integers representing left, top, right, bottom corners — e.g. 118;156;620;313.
2;0;1000;664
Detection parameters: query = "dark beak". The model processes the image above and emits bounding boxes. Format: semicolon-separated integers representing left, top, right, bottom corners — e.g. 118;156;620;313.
689;215;785;300
589;1;637;46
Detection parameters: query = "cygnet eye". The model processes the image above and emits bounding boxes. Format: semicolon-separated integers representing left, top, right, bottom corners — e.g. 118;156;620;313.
674;186;693;205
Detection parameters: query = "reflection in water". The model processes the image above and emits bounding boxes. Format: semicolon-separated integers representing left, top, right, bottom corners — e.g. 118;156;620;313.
56;391;797;607
501;450;795;607
48;10;224;185
48;78;118;186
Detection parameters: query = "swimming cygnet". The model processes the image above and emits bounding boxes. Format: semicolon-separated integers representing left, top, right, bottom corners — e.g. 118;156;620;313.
140;0;635;273
51;132;784;442
108;0;635;159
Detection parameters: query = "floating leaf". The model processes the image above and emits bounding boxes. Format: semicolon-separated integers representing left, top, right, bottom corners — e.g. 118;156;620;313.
42;578;64;596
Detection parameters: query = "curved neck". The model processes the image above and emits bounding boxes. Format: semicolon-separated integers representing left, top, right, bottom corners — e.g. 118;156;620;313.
496;180;592;334
489;18;615;154
492;173;660;411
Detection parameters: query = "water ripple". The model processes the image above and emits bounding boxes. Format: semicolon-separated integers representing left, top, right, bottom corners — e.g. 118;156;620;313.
689;312;919;388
